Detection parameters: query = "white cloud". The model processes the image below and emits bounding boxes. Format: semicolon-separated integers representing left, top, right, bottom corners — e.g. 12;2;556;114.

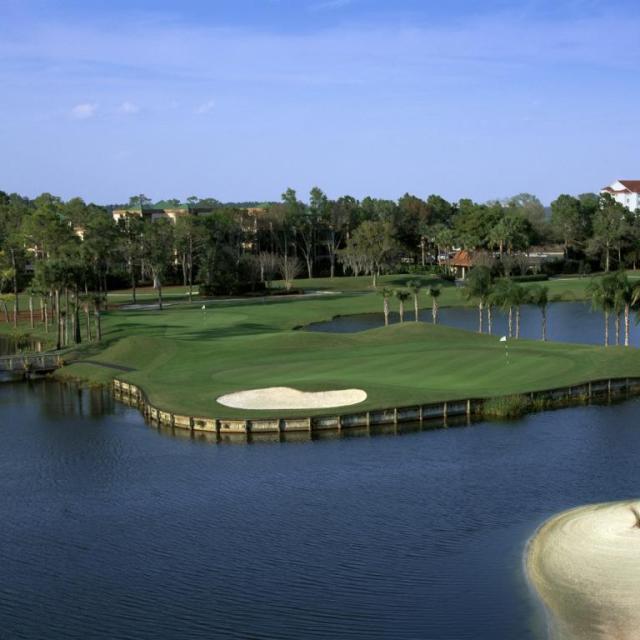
194;99;215;115
118;101;140;114
70;102;97;119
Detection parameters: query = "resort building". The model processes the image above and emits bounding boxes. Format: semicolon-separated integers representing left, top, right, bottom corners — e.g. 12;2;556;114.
600;180;640;212
112;203;206;224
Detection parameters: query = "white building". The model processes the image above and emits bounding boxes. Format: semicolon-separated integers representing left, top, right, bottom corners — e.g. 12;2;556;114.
600;180;640;212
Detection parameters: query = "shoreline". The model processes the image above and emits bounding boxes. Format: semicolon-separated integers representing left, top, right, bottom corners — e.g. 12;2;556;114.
527;501;640;640
112;375;640;437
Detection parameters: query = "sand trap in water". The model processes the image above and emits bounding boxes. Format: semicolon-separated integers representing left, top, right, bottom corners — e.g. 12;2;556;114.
217;387;367;410
527;500;640;640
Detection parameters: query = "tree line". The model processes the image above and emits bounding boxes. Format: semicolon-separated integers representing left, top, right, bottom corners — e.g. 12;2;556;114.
0;187;637;349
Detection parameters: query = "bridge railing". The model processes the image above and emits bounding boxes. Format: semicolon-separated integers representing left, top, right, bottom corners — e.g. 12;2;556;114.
0;354;62;372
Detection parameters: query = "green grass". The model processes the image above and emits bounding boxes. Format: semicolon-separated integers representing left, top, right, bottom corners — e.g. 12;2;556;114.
2;271;640;420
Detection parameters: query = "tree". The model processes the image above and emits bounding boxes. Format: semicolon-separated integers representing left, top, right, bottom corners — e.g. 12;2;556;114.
528;285;550;341
117;215;144;303
426;284;441;324
509;282;528;339
175;216;204;302
406;280;422;322
490;279;514;337
396;194;431;262
278;255;303;291
395;290;411;323
488;215;531;257
323;196;358;278
588;195;628;272
379;287;393;326
550;195;583;258
464;266;493;333
257;252;279;287
142;219;174;310
614;272;634;347
587;276;617;347
344;220;400;286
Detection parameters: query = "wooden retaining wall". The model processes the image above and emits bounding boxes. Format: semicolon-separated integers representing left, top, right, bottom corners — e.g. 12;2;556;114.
112;377;640;439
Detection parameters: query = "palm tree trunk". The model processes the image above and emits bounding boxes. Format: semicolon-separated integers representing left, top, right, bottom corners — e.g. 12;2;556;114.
478;301;484;333
95;303;102;342
188;236;194;303
64;288;69;346
432;300;438;324
508;307;513;338
44;300;49;334
74;294;81;344
414;295;419;322
399;301;404;323
615;314;620;346
40;296;45;323
625;304;630;347
0;300;7;323
487;305;493;335
29;295;34;329
516;307;521;339
541;306;547;341
130;261;137;304
605;310;609;347
383;298;389;326
55;289;61;350
86;306;92;342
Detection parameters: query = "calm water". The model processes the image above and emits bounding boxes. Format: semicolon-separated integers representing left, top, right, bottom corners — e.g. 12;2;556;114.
307;301;634;346
2;381;640;639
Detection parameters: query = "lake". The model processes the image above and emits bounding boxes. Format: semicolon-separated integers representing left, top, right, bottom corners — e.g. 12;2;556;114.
2;379;640;639
307;301;633;346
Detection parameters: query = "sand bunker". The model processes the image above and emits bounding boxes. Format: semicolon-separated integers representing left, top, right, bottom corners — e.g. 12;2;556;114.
527;500;640;640
217;387;367;410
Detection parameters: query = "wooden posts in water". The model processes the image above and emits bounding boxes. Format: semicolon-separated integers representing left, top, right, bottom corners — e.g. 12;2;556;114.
111;377;640;442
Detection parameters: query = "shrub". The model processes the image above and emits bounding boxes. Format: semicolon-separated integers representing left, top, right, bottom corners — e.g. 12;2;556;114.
483;395;530;419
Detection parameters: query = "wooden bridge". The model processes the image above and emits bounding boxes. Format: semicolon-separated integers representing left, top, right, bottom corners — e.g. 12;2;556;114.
0;354;62;380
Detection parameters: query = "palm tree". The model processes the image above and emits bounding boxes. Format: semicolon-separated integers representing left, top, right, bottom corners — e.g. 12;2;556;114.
490;279;513;337
588;276;616;347
395;290;411;323
92;293;106;342
510;282;528;339
427;284;442;324
528;285;550;341
379;287;393;326
464;266;493;333
615;272;633;347
406;280;422;322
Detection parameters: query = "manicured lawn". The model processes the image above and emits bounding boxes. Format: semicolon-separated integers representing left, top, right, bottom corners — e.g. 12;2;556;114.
4;271;640;420
47;288;640;419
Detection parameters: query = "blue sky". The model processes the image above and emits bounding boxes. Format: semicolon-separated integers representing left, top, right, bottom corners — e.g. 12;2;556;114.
1;0;639;204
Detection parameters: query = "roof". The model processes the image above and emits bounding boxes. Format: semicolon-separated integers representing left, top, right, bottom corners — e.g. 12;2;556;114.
602;180;640;194
447;249;474;268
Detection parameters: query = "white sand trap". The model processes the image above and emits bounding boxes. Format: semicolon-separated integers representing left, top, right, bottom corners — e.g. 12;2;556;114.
217;387;367;410
527;500;640;640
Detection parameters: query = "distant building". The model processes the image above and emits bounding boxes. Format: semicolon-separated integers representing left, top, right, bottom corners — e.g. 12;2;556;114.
446;250;475;280
111;203;267;226
112;204;202;224
600;180;640;212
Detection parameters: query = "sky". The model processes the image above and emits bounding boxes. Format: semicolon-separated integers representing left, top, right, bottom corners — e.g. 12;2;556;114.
1;0;639;205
